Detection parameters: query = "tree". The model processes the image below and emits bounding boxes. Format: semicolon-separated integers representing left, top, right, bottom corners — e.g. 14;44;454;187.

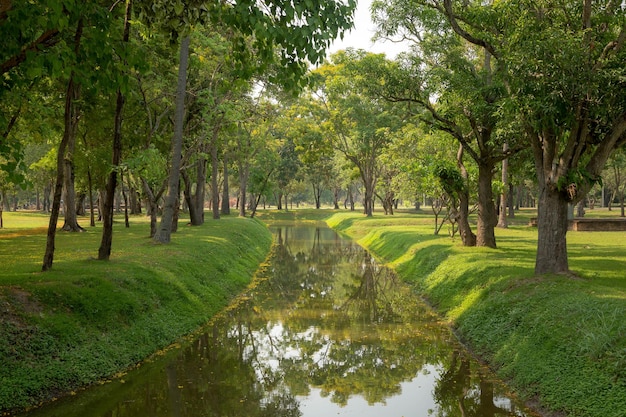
369;4;525;247
312;51;402;216
374;0;626;273
153;35;191;243
42;17;85;271
138;0;357;242
98;0;133;259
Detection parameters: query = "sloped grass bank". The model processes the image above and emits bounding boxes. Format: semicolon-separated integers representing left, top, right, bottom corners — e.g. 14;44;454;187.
0;213;272;414
327;211;626;417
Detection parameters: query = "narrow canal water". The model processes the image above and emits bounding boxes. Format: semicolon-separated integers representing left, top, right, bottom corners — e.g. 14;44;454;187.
18;224;538;417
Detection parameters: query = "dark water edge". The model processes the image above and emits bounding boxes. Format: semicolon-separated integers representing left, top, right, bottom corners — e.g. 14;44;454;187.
16;224;540;417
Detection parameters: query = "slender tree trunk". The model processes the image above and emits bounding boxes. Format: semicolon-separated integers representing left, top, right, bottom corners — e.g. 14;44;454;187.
141;177;166;238
194;152;207;224
98;1;131;259
535;185;569;275
75;193;86;215
154;35;190;243
221;154;230;215
61;132;84;231
87;167;95;227
312;183;321;209
497;143;509;228
211;140;220;220
42;21;83;271
508;182;515;217
98;87;124;259
348;185;355;211
121;170;130;228
43;78;80;269
238;163;248;217
97;190;105;221
184;153;207;226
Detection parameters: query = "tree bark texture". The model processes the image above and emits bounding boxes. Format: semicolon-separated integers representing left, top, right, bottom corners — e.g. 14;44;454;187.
456;145;476;246
476;162;497;248
154;35;190;243
61;130;84;232
535;185;570;275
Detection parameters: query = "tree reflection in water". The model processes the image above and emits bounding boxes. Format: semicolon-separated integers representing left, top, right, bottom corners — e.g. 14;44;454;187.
18;225;536;417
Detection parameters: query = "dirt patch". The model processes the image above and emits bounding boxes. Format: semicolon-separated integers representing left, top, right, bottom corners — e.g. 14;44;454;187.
0;287;44;328
0;226;49;239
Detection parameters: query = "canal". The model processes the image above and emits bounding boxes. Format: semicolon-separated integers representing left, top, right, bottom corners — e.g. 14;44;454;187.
18;224;537;417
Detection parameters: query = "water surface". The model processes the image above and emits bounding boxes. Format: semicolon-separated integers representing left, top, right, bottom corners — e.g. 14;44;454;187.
19;224;537;417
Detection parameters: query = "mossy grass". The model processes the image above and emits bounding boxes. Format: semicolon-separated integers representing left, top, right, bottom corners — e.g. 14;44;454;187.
320;207;626;417
0;211;272;413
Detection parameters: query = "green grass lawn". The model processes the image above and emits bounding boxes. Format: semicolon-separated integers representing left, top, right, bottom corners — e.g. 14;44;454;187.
0;211;272;413
319;207;626;417
2;207;626;416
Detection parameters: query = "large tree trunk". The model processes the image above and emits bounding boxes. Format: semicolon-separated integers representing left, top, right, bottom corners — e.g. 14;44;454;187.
476;161;497;248
221;154;230;215
98;1;131;259
42;21;83;271
535;185;569;275
456;147;476;246
154;35;190;243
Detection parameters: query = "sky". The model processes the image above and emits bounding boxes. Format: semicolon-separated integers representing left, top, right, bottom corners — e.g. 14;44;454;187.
327;0;410;59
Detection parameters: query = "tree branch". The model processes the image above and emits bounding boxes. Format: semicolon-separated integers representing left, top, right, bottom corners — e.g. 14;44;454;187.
1;28;60;75
442;0;499;59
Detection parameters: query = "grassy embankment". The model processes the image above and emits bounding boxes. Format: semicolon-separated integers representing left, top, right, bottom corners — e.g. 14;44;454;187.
310;208;625;417
0;212;272;414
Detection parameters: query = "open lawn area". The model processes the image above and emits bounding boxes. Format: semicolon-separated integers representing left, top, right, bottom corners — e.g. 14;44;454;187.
0;211;272;413
2;207;625;417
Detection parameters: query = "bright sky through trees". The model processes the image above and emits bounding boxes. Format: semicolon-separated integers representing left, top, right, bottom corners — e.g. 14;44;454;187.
328;0;409;58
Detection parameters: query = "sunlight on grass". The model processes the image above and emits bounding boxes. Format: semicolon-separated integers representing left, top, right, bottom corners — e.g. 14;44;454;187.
0;211;272;412
320;208;626;417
